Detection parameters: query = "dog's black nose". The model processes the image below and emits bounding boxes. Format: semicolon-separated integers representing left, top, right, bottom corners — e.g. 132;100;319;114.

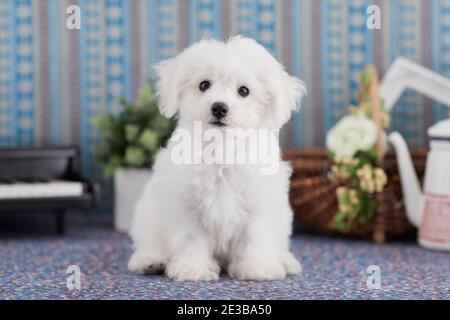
211;102;228;119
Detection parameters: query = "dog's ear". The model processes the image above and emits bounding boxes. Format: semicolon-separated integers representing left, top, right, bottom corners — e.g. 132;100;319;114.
153;57;181;118
267;71;306;128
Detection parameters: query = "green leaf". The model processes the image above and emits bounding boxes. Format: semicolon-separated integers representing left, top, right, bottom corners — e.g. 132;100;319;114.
92;115;114;133
332;211;346;231
125;124;140;142
136;85;156;108
337;189;349;204
103;155;122;177
139;129;159;152
358;195;376;224
124;146;146;167
332;210;355;233
355;147;377;164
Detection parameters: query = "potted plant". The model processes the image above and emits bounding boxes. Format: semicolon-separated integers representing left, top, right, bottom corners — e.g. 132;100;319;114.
93;82;175;232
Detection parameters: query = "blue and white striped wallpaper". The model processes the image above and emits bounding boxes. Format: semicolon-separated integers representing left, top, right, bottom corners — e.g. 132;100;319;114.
1;0;450;175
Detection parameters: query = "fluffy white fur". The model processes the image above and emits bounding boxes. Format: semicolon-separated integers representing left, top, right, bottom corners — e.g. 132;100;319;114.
128;36;306;281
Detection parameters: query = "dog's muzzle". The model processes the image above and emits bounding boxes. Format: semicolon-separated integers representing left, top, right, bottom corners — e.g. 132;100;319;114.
210;102;228;127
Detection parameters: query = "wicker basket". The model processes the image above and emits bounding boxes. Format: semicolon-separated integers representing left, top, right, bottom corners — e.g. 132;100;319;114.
283;66;429;243
283;148;428;243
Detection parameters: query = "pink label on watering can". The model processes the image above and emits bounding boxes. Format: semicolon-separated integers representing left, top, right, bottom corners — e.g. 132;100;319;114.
420;193;450;244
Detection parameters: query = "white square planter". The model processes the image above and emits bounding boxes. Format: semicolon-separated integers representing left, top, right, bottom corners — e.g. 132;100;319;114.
114;168;152;233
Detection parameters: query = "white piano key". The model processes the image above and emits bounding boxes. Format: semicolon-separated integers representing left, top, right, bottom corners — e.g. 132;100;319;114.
0;181;84;199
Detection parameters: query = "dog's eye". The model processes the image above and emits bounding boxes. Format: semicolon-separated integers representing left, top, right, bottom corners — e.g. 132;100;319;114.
238;86;250;97
199;80;211;92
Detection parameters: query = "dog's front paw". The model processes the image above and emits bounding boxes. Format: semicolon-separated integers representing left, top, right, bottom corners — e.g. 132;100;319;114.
281;252;302;275
166;258;220;281
229;257;286;281
128;252;165;274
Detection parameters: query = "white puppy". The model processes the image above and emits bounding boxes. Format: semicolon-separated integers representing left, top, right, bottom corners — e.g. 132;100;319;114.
128;36;306;281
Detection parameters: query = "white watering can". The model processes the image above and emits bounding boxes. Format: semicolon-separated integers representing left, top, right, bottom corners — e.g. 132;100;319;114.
381;57;450;251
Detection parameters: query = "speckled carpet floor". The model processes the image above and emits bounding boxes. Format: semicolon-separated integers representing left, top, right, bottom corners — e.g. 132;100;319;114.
0;225;448;300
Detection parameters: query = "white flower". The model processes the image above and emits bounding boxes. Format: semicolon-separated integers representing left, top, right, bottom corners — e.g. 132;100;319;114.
326;115;377;157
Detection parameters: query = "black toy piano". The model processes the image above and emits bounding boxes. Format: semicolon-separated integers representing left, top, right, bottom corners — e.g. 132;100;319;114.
0;147;99;233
